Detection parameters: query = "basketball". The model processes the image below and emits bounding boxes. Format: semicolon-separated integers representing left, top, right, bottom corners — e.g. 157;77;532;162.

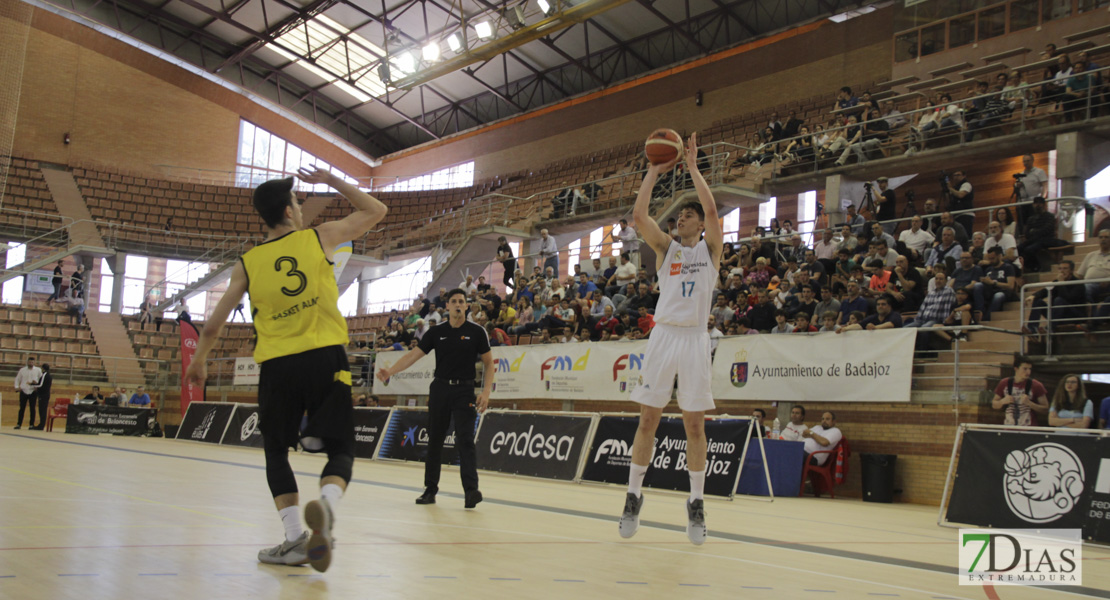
644;128;683;165
1004;450;1030;476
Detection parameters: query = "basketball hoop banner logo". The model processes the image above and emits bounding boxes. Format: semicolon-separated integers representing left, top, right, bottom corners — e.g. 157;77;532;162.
959;529;1081;586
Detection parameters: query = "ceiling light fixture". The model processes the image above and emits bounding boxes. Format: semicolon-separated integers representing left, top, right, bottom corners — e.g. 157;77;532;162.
446;33;462;52
507;5;526;29
422;42;440;62
537;0;554;16
474;20;493;40
396;51;416;74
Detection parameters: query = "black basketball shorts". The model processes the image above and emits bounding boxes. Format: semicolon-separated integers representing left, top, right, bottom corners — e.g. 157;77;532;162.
257;345;354;452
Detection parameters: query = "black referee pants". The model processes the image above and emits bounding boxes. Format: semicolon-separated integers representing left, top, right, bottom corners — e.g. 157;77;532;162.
424;380;479;493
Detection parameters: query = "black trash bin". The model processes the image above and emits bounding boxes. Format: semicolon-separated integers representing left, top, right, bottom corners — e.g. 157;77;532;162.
860;453;897;503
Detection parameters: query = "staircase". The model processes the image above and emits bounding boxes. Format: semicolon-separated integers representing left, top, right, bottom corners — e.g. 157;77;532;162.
84;311;146;386
38;165;109;249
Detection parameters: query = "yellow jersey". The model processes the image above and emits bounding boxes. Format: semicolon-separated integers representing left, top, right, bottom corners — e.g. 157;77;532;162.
240;229;349;363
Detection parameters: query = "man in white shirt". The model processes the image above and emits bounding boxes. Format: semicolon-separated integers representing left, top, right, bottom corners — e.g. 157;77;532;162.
605;252;638;297
812;229;837;262
707;315;724;353
982;220;1018;263
802;411;844;465
779;404;809;441
617;219;640;267
1016;154;1048;202
538;229;559;276
459;275;478;296
14;356;43;430
898;215;935;261
1078;229;1110;307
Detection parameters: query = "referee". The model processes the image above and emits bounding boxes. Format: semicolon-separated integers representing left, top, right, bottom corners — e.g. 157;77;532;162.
377;288;493;509
186;166;387;573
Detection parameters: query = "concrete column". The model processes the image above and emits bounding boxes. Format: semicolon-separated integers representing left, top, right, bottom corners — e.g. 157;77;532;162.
108;252;125;313
356;277;369;315
825;174;846;228
1055;131;1110;238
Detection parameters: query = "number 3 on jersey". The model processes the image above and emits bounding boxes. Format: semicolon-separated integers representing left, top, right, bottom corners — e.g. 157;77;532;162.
275;256;307;297
681;281;695;297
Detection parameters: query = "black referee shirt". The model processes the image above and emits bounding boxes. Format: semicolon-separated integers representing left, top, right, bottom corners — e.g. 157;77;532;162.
417;320;491;381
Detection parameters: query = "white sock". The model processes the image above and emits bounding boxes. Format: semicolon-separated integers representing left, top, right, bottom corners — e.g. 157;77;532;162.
279;506;302;542
689;470;706;501
627;463;649;497
320;483;343;510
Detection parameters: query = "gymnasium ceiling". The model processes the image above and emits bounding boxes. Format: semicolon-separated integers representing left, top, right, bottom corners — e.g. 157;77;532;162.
38;0;878;157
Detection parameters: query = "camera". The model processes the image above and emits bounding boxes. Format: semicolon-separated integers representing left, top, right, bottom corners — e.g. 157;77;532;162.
863;182;873;190
1012;172;1026;179
938;171;949;184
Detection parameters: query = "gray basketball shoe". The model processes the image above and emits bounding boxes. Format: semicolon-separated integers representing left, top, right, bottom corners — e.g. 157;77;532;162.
304;499;335;573
686;499;707;546
618;492;644;539
258;531;309;566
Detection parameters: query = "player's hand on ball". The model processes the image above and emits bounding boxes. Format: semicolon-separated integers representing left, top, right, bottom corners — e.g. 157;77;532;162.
296;166;335;186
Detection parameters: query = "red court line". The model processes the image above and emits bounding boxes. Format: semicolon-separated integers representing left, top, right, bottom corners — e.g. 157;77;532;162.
982;584;1001;600
0;540;953;551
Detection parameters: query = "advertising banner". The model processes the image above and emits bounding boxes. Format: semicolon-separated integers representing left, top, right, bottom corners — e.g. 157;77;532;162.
946;429;1110;544
377;408;480;464
221;404;264;448
711;329;915;402
581;416;748;497
178;319;205;414
372;350;437;396
352;408;392;460
65;405;153;436
475;412;593;480
489;340;649;401
233;357;260;386
175;402;235;444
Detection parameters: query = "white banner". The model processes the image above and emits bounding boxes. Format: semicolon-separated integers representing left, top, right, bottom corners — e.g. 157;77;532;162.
372;350;437;396
711;329;916;402
490;341;649;401
233;356;260;385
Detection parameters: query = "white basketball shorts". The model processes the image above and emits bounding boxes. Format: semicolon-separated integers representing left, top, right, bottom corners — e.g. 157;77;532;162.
630;323;715;412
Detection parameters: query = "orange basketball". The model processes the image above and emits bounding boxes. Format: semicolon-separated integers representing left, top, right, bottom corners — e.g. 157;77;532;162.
644;128;683;165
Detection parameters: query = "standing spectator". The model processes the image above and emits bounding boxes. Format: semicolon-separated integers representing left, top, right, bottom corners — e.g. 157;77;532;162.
129;385;151;407
30;363;52;430
1017;197;1070;272
945;171;975;237
47;260;64;303
175;299;191;324
70;264;86;298
874;177;897;233
1015;154;1049;203
991;355;1049;426
1048;374;1093;429
617;219;640;267
14;357;42;429
496;236;516;291
538;229;559;276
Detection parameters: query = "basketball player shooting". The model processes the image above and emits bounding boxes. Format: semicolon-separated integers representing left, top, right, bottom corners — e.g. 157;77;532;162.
619;132;723;546
185;166;387;572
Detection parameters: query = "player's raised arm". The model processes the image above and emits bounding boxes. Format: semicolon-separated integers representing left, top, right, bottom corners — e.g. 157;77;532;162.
632;156;679;256
303;167;388;251
684;133;723;265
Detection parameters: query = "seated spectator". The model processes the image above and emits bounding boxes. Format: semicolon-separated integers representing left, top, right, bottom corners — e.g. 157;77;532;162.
1062;59;1093;122
882;100;908;130
475;276;491;294
983;220;1018;265
1078;230;1110;315
1024;260;1085;336
60;290;86;325
594;305;619;338
837;281;869;326
836;310;865;332
1017;197;1069;272
906;271;956;351
899;215;935;262
887;255;923;312
780;404;809;441
969;232;987;263
636;306;655;337
486;323;511;347
864;259;891;298
770;309;794;334
976;247;1017;321
734;316;758;335
937;212;969;248
844;204;866;235
104;386;126;407
964;79;1008;141
926;228;964;273
870;222;897;255
606;253;638;297
129;386;151;407
818;311;838;332
708;315;724;352
782;110;804;138
459;275;478;296
80;386;104;405
802;412;844;466
831;85;860;114
991;355;1049;426
854;296;902;330
711;295;734;327
793;312;816;333
813;287;841;328
1048;374;1093;429
907;99;939;154
750;408;771;438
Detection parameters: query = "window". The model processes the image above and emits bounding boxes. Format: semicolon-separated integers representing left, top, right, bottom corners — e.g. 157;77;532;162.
723;208;740;243
759;197;777;229
235;120;358;192
99;258;113;313
366;256;433;314
798;191;818;247
567;239;581;277
2;242;26;305
588;227;604;259
977;6;1006;41
121;255;148;316
336;283;359;317
380;162;475;192
166;259;211;319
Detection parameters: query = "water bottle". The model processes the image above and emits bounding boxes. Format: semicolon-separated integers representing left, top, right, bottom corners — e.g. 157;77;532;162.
74;393;80;403
772;418;780;439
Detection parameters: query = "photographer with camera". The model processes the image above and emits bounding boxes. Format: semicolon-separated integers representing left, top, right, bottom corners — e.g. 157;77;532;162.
874;177;897;234
1014;154;1048;223
943;171;975;237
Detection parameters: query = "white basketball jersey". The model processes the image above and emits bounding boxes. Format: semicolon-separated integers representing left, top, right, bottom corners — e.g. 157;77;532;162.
654;239;717;328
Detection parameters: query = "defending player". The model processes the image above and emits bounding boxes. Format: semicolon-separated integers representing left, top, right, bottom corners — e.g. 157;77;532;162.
185;167;386;572
618;133;722;545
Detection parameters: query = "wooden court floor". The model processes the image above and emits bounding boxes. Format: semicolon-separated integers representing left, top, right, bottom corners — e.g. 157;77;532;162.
0;431;1106;600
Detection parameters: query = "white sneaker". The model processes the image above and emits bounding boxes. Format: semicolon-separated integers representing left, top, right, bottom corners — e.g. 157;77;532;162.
618;492;644;539
304;499;334;572
686;499;707;546
258;531;309;566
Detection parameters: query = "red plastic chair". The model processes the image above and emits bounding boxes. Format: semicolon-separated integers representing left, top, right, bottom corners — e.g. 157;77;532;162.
799;438;850;498
45;398;71;432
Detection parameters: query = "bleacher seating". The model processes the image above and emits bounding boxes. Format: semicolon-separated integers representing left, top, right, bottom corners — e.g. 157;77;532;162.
0;158;65;236
0;305;104;379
